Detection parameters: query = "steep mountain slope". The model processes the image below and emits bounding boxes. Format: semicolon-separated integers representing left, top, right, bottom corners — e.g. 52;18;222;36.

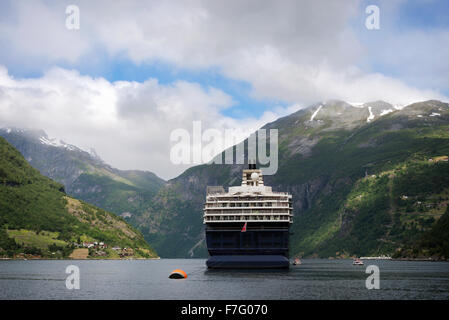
135;100;449;258
0;129;166;220
413;204;449;259
2;100;448;259
0;136;157;259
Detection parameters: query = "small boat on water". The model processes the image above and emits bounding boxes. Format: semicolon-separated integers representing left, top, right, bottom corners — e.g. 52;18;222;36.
292;258;301;265
352;258;364;265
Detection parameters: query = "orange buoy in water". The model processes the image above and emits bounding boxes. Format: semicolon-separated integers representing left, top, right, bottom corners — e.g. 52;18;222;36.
169;269;187;279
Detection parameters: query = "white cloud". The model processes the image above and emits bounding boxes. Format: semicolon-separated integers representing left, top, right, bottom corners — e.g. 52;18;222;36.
1;0;446;105
0;66;282;179
364;29;449;92
0;1;89;65
1;0;448;179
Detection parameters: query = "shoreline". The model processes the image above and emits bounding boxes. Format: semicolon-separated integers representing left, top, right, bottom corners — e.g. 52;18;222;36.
1;257;448;262
0;257;161;261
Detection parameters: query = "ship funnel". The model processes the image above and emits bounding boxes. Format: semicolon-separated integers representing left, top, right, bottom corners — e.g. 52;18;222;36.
248;159;257;170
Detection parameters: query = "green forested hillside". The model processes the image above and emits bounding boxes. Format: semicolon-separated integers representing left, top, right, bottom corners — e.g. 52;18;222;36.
135;100;449;259
0;136;158;259
282;101;449;259
0;128;166;222
2;100;449;259
406;203;449;259
294;159;449;258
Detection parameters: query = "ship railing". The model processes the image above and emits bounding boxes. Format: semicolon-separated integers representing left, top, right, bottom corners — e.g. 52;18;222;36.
204;211;293;215
206;197;291;202
204;206;292;210
204;204;290;208
204;214;293;221
207;247;289;251
204;209;292;213
203;212;292;217
204;201;291;205
203;217;293;223
205;226;290;230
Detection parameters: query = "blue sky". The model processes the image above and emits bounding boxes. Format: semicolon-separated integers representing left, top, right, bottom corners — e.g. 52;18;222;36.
2;0;448;116
3;40;287;119
0;0;448;178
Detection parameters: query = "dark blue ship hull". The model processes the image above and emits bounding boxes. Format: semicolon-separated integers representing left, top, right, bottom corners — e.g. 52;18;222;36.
205;223;290;269
206;255;289;269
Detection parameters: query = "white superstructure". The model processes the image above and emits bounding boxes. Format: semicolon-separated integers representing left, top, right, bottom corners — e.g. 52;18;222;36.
203;167;293;224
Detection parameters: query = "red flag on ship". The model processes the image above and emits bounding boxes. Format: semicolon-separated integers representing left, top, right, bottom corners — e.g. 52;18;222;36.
241;222;247;232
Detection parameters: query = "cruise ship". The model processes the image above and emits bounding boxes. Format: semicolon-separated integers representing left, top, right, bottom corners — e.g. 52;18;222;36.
203;162;293;268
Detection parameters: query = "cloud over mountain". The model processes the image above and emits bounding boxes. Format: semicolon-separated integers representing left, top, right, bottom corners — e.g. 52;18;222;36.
1;0;447;105
0;66;282;179
0;0;448;178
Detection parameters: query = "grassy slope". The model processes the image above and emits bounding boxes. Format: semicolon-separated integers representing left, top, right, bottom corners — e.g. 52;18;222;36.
0;128;165;227
281;102;449;258
416;205;449;259
69;173;157;216
137;100;449;258
0;136;158;259
295;160;449;258
4;101;448;259
131;164;236;257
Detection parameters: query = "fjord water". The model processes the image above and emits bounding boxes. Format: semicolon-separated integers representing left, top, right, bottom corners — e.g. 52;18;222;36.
0;259;448;300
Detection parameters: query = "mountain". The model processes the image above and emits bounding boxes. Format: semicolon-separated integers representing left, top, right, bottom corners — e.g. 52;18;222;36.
2;100;449;259
413;205;449;259
0;136;158;259
133;100;449;258
0;128;166;222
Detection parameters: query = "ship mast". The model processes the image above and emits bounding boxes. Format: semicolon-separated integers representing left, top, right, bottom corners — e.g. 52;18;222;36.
241;160;264;187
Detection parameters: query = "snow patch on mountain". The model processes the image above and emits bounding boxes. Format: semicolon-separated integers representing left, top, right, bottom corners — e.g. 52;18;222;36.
1;128;25;134
1;127;104;163
87;148;104;162
349;102;365;108
39;136;77;151
39;136;63;147
310;105;323;121
367;107;375;122
380;109;394;116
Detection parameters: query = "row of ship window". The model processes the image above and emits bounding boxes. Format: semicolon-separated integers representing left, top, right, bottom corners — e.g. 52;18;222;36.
205;209;291;214
207;197;290;202
204;215;291;221
205;202;290;208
